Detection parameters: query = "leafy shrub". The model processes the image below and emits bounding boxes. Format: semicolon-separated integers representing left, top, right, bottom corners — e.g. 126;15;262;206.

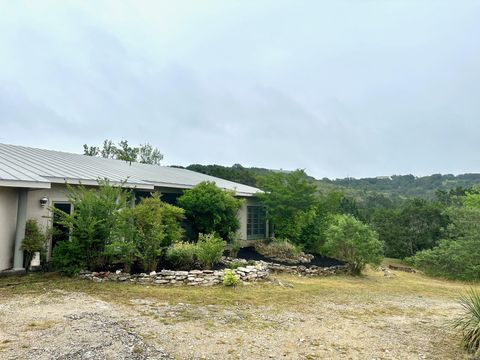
226;261;244;269
51;240;85;276
51;182;185;274
126;195;185;272
255;238;302;260
177;182;243;241
196;233;225;269
322;214;384;275
229;238;241;258
453;288;480;354
408;206;480;281
21;219;47;270
223;269;239;286
51;180;130;272
166;242;197;270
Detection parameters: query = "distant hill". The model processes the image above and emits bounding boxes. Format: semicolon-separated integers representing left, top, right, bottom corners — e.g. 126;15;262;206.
175;164;480;200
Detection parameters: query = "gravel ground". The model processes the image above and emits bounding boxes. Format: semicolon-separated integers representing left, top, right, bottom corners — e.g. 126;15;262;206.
0;276;470;360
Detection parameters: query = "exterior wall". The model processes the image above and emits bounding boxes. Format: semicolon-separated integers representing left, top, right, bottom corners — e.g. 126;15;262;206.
237;201;248;240
26;184;69;257
0;187;19;270
26;184;69;231
237;197;264;243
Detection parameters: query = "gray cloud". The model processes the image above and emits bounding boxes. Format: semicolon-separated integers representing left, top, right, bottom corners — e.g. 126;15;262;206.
0;1;479;178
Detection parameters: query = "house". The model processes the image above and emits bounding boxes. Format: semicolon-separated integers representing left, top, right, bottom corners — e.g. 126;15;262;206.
0;143;267;271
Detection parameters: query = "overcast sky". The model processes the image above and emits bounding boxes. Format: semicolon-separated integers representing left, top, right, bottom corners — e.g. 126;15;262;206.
0;1;479;179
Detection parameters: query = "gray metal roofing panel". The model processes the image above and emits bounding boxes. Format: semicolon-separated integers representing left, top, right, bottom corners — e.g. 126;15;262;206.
0;143;262;195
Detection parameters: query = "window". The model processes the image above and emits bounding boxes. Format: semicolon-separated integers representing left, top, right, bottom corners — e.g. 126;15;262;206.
51;202;72;250
247;206;266;239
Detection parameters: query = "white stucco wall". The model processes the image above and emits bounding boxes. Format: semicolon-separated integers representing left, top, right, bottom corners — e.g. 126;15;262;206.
237;201;248;240
0;187;19;270
236;197;262;241
26;184;69;232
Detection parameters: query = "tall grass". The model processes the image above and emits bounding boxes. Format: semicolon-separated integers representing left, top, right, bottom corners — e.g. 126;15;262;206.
453;288;480;354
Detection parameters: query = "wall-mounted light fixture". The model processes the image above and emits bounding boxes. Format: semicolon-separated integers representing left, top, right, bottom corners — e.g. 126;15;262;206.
40;196;48;208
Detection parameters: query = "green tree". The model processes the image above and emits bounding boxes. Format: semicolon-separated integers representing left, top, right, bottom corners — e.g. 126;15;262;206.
256;169;317;242
83;144;99;156
323;214;384;275
177;182;243;241
370;199;448;258
101;139;117;159
115;140;139;164
83;139;163;165
409;192;480;280
138;143;163;165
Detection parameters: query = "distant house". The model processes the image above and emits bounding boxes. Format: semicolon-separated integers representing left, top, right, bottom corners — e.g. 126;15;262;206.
0;143;267;271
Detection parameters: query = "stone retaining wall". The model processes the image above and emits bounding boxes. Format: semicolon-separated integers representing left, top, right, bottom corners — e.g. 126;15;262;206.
222;258;348;277
79;264;269;286
266;263;348;276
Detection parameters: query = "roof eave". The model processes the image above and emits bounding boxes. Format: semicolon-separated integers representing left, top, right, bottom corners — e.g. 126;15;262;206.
0;179;51;189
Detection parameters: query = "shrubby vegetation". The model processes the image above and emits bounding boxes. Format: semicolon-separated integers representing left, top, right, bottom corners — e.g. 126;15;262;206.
165;233;225;270
195;233;226;269
322;214;384;275
255;238;302;261
370;199;448;258
50;181;233;274
453;288;480;355
177;181;243;241
52;182;186;274
21;219;48;270
166;242;197;270
223;269;239;287
408;190;480;280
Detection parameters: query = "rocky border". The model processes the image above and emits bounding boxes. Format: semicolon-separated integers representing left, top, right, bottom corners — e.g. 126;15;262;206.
79;264;269;286
223;258;348;277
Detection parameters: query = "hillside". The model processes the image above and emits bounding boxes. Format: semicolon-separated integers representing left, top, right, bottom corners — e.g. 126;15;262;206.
180;164;480;200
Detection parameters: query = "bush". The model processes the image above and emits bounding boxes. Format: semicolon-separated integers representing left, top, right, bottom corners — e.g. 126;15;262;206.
408;206;480;281
21;219;47;270
226;261;244;269
255;238;302;260
229;238;241;258
51;180;130;272
127;195;185;272
322;214;384;275
453;288;480;355
51;182;185;274
196;233;225;269
51;240;85;276
166;242;197;270
223;269;239;287
177;182;243;241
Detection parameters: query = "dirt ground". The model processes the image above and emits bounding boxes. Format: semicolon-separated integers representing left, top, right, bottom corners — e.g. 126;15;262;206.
0;269;476;360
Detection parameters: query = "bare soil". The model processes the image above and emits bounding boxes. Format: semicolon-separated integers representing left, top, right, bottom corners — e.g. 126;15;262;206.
0;269;475;359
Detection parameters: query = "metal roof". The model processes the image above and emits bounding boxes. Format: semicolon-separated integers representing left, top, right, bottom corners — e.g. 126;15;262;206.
0;143;261;196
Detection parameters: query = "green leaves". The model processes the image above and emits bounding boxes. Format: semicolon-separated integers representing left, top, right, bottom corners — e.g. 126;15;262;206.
178;182;243;241
323;214;384;275
453;288;480;354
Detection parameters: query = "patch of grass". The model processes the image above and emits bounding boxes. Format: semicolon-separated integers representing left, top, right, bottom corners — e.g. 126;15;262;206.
1;270;478;312
25;320;57;331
